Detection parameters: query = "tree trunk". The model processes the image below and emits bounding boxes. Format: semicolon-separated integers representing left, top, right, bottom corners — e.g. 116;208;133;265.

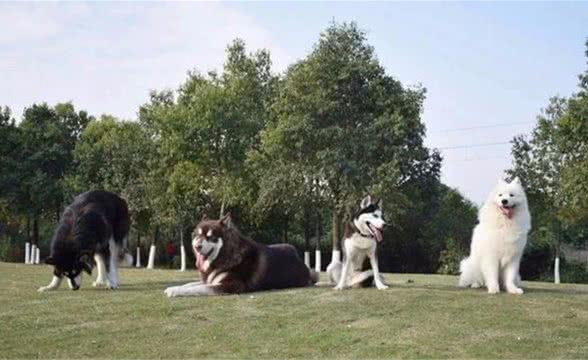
180;226;186;272
147;227;158;270
25;217;31;264
316;210;324;272
326;206;342;277
219;200;226;218
135;233;142;268
283;214;289;244
331;206;340;251
303;209;311;267
554;242;561;284
33;215;39;246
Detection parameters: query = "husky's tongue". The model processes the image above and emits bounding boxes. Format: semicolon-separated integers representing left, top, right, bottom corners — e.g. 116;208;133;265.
500;206;513;219
195;252;205;271
370;224;383;242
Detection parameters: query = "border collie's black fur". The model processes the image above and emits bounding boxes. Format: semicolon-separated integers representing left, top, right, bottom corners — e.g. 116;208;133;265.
39;191;129;291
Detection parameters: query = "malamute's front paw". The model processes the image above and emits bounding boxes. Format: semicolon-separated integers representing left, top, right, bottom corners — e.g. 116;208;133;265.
37;286;52;292
375;283;389;290
164;286;180;297
107;283;118;290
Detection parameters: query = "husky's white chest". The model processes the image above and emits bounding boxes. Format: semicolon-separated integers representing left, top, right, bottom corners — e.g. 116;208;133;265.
346;233;376;249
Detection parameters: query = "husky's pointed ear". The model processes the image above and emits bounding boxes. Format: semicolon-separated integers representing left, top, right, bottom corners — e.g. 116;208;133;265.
376;198;383;209
220;213;233;229
513;177;521;184
201;214;209;221
45;256;56;266
360;195;372;209
78;252;93;275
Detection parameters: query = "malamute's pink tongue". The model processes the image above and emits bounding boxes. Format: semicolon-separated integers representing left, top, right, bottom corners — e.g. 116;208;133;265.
195;252;205;271
500;206;513;219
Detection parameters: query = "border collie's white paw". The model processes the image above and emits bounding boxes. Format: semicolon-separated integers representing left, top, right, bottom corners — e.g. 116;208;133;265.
92;280;107;287
37;286;51;292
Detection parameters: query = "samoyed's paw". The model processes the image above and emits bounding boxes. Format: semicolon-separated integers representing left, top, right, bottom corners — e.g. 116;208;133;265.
507;286;524;295
487;285;500;294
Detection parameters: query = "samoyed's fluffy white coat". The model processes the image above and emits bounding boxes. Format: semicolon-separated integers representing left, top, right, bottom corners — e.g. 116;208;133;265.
459;177;531;294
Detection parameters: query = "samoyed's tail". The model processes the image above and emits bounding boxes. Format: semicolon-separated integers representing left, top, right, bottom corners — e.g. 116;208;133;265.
458;257;477;288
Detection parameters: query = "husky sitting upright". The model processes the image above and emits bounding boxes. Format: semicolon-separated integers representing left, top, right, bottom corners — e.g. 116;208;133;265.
38;191;130;292
329;195;388;290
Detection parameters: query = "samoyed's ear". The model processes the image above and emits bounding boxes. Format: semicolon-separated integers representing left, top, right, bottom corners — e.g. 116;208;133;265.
513;177;521;185
360;195;372;209
497;177;507;185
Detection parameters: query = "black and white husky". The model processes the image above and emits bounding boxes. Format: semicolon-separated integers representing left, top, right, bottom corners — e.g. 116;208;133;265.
328;195;388;290
38;191;130;292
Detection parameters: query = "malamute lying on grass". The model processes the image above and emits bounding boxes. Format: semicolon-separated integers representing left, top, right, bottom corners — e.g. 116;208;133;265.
164;213;318;297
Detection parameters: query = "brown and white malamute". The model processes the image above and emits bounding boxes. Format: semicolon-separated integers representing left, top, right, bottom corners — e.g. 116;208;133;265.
164;213;318;297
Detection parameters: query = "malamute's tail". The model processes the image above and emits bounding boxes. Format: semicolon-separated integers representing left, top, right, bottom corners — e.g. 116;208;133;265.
458;257;476;288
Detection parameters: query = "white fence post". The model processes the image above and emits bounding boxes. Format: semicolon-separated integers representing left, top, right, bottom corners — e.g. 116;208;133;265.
554;256;561;284
135;247;142;268
314;250;322;273
25;242;31;264
180;244;186;272
34;247;40;264
147;245;156;270
304;251;310;268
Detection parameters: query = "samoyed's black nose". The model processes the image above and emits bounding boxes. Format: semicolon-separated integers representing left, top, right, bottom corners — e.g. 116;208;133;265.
501;199;508;205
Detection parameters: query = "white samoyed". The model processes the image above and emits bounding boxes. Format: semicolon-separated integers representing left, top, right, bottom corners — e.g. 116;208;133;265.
459;177;531;294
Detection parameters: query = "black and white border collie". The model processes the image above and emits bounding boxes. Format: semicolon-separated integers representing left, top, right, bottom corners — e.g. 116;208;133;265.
38;191;130;292
328;195;388;290
164;213;318;297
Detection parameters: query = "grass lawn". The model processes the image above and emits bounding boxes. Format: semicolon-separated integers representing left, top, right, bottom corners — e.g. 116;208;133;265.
1;262;588;359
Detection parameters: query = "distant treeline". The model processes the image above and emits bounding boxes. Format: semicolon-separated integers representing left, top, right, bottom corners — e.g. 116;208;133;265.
1;23;587;280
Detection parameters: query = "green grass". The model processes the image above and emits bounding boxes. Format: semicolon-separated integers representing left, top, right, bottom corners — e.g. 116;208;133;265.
1;262;588;359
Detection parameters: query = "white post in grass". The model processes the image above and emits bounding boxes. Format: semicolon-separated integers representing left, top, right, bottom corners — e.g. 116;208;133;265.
147;245;156;270
25;242;31;264
304;251;310;268
180;244;186;272
34;247;40;264
135;247;142;268
30;245;37;264
314;250;321;273
554;256;561;284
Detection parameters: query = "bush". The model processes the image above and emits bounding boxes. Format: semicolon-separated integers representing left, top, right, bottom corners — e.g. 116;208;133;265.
437;238;465;275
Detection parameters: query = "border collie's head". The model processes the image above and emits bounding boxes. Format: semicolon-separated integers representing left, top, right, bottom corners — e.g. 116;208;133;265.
353;195;386;242
492;177;527;219
45;245;92;291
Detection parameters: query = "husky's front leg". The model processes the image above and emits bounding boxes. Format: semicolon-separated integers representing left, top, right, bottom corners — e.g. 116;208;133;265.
368;246;388;290
165;283;217;297
334;250;351;290
93;254;109;287
38;275;63;292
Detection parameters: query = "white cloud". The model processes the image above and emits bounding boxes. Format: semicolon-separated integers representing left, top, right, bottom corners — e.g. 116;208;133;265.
0;2;292;120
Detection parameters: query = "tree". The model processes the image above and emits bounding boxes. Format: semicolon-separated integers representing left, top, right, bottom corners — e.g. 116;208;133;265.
254;22;440;268
509;38;588;282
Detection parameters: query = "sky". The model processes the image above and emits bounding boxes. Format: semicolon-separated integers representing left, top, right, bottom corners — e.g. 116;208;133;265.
1;1;587;204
